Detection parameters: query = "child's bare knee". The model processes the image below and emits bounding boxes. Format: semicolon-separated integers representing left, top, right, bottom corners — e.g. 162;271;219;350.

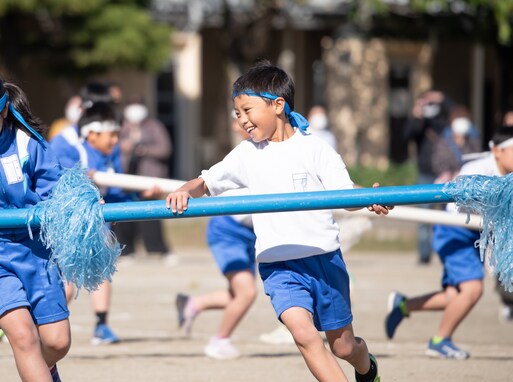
8;327;40;353
42;332;71;358
330;340;357;360
290;326;318;348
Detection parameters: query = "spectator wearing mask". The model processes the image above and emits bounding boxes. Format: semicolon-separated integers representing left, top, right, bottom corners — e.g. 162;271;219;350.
432;105;481;183
403;90;455;264
115;98;175;263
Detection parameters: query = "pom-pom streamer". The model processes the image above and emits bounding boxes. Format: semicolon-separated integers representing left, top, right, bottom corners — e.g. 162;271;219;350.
30;167;121;292
443;174;513;291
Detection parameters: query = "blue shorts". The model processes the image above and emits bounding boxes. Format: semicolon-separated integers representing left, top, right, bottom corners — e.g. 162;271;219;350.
258;249;352;331
207;216;256;275
0;235;69;325
433;225;484;288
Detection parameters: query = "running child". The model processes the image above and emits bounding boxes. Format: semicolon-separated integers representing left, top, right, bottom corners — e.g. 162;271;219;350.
385;125;513;359
0;79;71;381
50;82;122;345
74;101;160;344
176;114;257;360
167;60;388;382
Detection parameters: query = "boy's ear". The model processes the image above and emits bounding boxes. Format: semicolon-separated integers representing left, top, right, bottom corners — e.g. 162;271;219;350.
273;97;286;115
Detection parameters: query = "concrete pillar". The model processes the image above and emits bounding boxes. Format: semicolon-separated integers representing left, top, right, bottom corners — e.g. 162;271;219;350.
174;32;202;179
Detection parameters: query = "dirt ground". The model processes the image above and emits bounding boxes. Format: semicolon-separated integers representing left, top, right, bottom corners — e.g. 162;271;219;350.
1;221;512;381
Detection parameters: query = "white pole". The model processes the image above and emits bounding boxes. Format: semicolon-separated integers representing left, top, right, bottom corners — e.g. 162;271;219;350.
92;171;185;193
334;206;481;230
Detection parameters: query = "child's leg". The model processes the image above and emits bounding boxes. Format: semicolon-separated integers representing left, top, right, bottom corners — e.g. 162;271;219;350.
0;307;53;382
90;280;119;343
91;280;112;313
38;319;71;367
436;279;483;338
325;324;370;375
191;290;231;311
64;282;76;305
406;286;459;312
216;270;257;337
281;307;348;382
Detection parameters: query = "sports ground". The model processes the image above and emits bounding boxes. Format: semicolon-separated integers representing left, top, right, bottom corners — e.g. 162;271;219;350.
0;218;511;381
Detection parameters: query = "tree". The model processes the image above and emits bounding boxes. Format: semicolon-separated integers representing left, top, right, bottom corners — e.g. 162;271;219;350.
0;0;172;77
353;0;513;45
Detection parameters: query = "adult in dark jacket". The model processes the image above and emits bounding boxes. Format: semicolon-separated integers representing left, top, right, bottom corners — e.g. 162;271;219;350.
403;90;454;264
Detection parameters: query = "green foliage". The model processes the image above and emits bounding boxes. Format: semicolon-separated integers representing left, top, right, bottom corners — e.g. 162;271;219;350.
71;4;170;71
356;0;513;44
0;0;171;74
347;162;418;187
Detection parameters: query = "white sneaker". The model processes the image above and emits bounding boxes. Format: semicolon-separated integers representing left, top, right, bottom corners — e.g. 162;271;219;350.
204;337;240;360
499;305;513;323
258;325;295;345
163;253;180;267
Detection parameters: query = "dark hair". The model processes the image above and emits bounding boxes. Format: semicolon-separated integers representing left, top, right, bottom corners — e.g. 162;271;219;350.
80;81;113;106
0;80;47;136
491;125;513;146
78;101;117;135
232;60;296;110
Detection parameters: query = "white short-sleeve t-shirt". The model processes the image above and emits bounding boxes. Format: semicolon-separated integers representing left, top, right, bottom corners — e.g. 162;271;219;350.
200;130;354;262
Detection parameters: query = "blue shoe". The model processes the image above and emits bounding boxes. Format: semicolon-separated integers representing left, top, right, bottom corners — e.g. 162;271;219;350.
50;365;61;382
176;293;189;328
91;324;120;345
355;353;380;382
175;293;197;336
426;337;470;360
385;291;407;339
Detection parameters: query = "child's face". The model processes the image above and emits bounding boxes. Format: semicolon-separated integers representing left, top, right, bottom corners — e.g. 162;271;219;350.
233;95;279;143
493;145;513;175
87;131;119;155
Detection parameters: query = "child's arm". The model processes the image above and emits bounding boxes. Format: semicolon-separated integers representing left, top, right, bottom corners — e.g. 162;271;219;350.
165;177;209;214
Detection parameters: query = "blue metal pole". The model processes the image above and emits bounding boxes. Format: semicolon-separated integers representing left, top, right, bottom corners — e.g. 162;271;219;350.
0;184;452;229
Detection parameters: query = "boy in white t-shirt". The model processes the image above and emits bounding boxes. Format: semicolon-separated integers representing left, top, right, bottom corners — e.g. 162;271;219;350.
166;60;389;382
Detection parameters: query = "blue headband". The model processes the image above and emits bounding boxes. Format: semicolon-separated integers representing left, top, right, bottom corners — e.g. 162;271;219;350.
0;91;44;142
232;90;309;131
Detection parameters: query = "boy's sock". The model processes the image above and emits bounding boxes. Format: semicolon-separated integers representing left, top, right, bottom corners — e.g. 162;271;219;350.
431;335;445;345
96;311;108;327
355;355;378;382
50;364;61;382
399;300;409;317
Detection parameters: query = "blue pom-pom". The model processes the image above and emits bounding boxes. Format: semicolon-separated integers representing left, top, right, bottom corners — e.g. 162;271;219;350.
444;173;513;291
35;166;121;292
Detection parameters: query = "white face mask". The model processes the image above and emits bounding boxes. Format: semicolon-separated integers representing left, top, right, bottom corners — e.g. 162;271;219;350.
451;117;472;135
65;106;82;124
422;103;441;119
124;104;148;124
308;113;328;131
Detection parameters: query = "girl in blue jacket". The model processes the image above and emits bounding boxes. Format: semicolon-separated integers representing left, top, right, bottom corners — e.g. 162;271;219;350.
0;79;70;382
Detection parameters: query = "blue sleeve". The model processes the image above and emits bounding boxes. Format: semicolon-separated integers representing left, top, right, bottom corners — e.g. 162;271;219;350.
28;140;62;201
50;135;81;169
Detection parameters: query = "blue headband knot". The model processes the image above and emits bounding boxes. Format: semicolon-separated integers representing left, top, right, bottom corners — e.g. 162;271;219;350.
0;91;44;142
232;90;309;131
